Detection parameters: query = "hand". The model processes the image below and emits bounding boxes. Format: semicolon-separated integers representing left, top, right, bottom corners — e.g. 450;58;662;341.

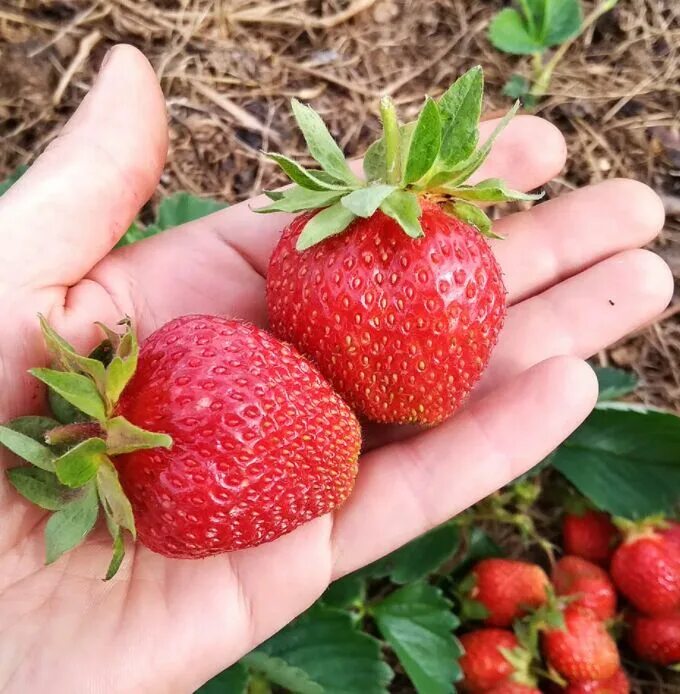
0;47;671;693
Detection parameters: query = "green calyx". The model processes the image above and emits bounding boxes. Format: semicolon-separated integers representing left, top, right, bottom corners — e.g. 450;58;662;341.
257;66;543;251
0;316;172;579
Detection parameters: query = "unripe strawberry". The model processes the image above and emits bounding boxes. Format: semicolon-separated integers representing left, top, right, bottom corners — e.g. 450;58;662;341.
562;510;618;566
610;530;680;615
542;606;620;682
628;611;680;666
463;559;550;627
552;556;617;621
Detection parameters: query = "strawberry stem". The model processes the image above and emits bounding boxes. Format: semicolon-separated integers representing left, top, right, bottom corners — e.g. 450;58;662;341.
45;422;104;446
380;96;401;185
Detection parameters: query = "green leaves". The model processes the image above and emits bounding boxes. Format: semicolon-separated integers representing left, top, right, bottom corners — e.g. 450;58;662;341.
489;0;582;55
252;605;393;694
0;425;56;471
0;164;27;196
552;406;680;518
30;369;107;422
195;663;249;694
594;366;638;402
341;185;396;218
296;203;357;251
403;98;442;184
438;66;483;167
45;482;99;564
7;467;76;510
373;583;462;694
291;99;359;186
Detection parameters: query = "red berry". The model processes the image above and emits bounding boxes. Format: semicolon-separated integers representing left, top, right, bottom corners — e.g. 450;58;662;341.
552;556;617;621
466;559;550;627
610;532;680;615
661;520;680;551
542;605;620;682
486;684;541;694
116;315;361;558
628;611;680;666
459;629;519;692
562;668;629;693
266;202;506;424
563;511;618;565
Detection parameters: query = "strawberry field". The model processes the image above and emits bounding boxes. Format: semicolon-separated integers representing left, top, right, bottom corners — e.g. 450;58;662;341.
0;1;679;693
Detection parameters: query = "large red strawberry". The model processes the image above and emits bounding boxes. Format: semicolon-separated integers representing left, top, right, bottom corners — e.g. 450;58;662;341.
552;556;617;621
562;668;629;693
563;510;618;566
0;315;360;576
459;629;534;692
260;67;540;423
610;526;680;615
462;559;550;627
628;611;680;666
541;605;620;682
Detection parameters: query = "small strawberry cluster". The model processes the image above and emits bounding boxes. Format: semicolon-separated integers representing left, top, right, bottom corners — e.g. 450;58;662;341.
457;508;680;693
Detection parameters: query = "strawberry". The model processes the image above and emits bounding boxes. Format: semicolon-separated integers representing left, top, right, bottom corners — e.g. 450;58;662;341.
628;611;680;666
552;556;617;621
661;520;680;551
562;668;630;693
259;67;540;424
463;559;550;627
0;315;360;576
486;684;541;694
562;510;618;566
459;629;533;692
542;605;620;682
610;527;680;615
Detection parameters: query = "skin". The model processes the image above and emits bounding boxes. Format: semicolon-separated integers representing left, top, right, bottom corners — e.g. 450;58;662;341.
0;46;672;693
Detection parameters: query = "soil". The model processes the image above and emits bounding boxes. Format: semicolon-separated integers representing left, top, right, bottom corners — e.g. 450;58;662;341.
0;1;679;692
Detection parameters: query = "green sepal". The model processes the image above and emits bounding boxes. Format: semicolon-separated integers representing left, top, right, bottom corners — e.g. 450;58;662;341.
97;460;136;540
0;425;56;471
459;597;491;622
105;416;172;455
7;466;76;510
8;415;61;442
30;368;107;422
402;97;441;184
256;186;346;214
44;482;99;565
448;202;499;239
54;438;107;488
266;153;350;191
296;203;357;251
104;523;126;581
444;178;544;203
264;190;285;201
341;185;396;218
380;190;423;239
105;326;138;404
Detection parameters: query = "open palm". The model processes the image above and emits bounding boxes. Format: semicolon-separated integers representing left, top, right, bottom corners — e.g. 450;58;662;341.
0;47;671;693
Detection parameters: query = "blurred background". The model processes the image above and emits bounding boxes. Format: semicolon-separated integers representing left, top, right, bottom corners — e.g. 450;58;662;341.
1;2;679;693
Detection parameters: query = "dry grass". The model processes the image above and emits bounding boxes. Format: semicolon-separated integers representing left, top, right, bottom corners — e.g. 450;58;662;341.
0;3;679;690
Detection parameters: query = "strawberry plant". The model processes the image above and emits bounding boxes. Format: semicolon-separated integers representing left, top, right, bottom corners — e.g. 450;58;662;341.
489;0;619;105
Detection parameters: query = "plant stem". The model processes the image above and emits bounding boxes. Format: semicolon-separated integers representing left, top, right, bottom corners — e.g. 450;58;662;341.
531;0;620;98
248;674;272;694
380;96;401;185
45;421;104;446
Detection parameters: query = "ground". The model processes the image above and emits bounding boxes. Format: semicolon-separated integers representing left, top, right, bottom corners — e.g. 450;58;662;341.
0;1;679;692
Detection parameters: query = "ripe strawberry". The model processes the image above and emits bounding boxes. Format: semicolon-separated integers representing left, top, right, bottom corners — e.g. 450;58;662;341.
628;611;680;666
552;556;617;621
259;67;539;424
463;559;550;627
610;530;680;615
1;315;360;576
542;605;620;682
459;629;529;692
562;668;629;693
661;520;680;551
486;684;541;694
562;510;618;565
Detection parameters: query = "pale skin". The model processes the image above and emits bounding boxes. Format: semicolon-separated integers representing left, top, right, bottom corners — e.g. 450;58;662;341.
0;46;672;693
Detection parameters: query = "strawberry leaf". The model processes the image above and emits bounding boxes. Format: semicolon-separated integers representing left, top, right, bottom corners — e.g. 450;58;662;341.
489;8;544;55
7;467;76;510
543;0;582;46
447;178;544;203
438;66;483;168
373;582;462;692
44;482;99;564
341;185;396;218
54;438;107;488
594;366;638;402
0;425;56;471
449;202;498;238
30;368;107;422
257;186;346;214
380;190;423;239
266;153;349;191
296;203;357;251
196;663;250;694
402;97;442;185
290;99;359;186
